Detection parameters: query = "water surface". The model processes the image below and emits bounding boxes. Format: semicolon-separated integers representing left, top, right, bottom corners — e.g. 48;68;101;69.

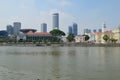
0;46;120;80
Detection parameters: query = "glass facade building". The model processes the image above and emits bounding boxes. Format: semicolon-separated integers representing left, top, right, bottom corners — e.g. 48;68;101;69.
41;23;47;32
6;25;14;35
68;26;73;34
73;23;78;36
53;13;59;29
13;22;21;35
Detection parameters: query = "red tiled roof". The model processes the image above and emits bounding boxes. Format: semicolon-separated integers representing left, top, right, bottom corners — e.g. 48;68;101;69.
27;31;50;35
34;32;50;35
85;32;91;34
93;32;102;34
27;31;34;34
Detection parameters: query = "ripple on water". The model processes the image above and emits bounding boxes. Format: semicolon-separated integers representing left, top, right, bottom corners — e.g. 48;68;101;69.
0;65;38;80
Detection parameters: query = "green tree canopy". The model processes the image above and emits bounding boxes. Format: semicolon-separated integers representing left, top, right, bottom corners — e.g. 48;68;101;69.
110;38;118;43
67;34;75;42
82;35;90;41
103;35;109;42
50;29;66;37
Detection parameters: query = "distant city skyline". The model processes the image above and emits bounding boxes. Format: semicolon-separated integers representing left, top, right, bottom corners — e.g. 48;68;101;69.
0;0;120;34
41;23;47;32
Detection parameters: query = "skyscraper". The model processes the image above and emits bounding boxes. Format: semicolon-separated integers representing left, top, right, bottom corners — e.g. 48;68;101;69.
84;28;91;34
68;26;72;34
53;13;59;29
41;23;47;32
13;22;21;35
73;23;78;36
93;29;97;33
98;29;102;32
6;25;14;35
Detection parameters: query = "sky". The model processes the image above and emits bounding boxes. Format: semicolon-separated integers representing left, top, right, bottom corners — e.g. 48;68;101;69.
0;0;120;34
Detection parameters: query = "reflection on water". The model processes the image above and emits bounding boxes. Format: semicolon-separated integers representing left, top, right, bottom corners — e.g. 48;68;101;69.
0;46;120;80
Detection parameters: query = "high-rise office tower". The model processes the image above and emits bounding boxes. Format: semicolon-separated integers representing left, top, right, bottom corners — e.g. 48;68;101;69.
41;23;47;32
88;29;91;33
13;22;21;35
98;29;102;32
93;29;97;33
6;25;14;35
84;29;91;34
68;26;72;34
53;13;59;29
73;23;78;36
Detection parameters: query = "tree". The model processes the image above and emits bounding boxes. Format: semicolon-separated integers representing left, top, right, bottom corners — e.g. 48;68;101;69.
67;34;75;42
50;29;66;42
82;35;90;41
50;29;65;37
103;35;109;42
110;38;118;43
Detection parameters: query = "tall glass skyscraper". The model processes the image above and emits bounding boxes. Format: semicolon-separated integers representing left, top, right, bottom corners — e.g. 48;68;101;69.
6;25;14;35
13;22;21;35
53;13;59;29
84;28;91;34
73;23;78;36
98;29;102;32
68;26;72;34
41;23;47;32
93;29;97;33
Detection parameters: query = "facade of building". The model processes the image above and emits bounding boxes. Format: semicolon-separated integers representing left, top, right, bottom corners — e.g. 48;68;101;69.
85;33;95;43
53;13;59;29
84;29;91;34
98;29;102;32
68;26;72;34
112;26;120;43
17;32;26;41
93;29;97;33
13;22;21;35
0;30;8;37
94;32;103;43
75;35;85;43
73;23;78;36
6;25;14;35
101;31;114;43
41;23;47;32
94;31;114;43
17;31;52;41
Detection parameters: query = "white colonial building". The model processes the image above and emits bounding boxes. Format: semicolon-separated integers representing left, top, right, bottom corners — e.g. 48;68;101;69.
112;26;120;43
17;31;52;41
75;35;85;43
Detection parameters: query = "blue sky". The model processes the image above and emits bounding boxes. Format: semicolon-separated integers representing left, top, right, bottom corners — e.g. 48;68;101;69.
0;0;120;34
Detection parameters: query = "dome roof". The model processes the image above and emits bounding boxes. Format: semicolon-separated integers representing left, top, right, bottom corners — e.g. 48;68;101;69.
20;29;37;33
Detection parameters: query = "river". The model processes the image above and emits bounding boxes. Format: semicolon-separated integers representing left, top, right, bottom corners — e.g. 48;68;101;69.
0;46;120;80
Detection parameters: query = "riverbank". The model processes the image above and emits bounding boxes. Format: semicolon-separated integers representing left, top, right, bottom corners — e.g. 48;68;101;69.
1;42;120;47
66;42;120;47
